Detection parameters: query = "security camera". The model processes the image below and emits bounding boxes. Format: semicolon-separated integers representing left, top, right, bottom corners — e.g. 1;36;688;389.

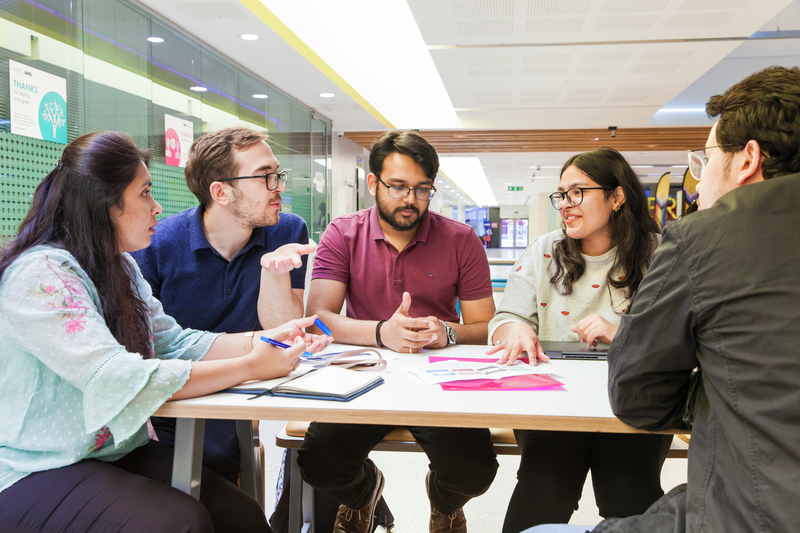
536;165;541;171
337;131;344;138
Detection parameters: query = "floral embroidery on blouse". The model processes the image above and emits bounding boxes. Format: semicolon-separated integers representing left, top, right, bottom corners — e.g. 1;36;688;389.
29;256;91;334
88;427;112;453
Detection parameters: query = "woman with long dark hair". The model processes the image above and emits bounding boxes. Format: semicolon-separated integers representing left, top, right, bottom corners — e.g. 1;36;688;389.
487;148;671;532
0;131;330;533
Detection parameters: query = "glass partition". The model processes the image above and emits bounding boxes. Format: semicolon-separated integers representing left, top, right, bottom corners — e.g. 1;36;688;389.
0;0;330;239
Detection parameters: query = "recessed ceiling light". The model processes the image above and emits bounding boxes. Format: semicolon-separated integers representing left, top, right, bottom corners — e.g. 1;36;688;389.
437;180;443;183
444;185;450;188
240;34;259;41
594;138;599;141
671;165;687;168
631;165;653;168
319;92;335;98
147;36;164;43
190;86;207;92
252;94;268;99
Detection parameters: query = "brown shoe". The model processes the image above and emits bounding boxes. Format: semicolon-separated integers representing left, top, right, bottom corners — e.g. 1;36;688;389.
430;507;467;533
333;467;385;533
426;471;467;532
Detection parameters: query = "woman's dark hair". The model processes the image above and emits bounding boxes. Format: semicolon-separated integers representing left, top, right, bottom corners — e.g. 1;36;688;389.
707;66;800;180
369;131;439;180
0;131;154;358
550;147;659;300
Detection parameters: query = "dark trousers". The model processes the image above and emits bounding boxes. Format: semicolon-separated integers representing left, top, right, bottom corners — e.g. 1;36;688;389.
152;416;241;484
297;422;498;514
0;440;271;533
502;430;672;533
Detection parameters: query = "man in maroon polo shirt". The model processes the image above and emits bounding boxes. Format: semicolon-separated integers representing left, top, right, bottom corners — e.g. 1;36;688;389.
299;131;498;533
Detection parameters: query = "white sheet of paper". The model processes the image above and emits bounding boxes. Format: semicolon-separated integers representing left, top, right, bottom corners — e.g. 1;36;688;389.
405;360;551;385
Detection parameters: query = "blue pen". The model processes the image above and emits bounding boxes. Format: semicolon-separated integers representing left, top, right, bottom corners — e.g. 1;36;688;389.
261;336;313;357
314;318;332;336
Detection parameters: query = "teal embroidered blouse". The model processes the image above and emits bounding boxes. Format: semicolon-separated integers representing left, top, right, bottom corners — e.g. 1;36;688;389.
0;245;221;494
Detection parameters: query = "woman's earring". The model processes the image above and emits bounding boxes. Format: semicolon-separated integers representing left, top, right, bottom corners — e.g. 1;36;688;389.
614;204;622;212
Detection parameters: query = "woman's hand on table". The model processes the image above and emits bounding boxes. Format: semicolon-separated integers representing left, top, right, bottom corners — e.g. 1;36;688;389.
570;315;618;347
486;322;549;366
261;314;333;354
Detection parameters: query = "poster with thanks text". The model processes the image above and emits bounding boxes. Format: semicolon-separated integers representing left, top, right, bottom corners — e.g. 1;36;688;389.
9;60;68;144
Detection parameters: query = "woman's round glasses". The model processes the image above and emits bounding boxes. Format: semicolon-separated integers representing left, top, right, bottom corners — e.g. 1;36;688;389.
218;171;288;191
549;187;608;210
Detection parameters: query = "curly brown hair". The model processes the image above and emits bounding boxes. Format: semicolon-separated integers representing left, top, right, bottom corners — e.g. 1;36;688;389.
707;66;800;180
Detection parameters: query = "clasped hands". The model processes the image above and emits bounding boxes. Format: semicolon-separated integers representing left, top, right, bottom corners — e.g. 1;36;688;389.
380;292;449;353
487;314;618;366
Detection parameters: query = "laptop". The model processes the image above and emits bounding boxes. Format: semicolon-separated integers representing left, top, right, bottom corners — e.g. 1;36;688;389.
539;341;610;360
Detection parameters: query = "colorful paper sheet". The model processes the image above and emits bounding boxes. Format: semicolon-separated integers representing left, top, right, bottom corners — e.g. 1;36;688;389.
427;357;563;391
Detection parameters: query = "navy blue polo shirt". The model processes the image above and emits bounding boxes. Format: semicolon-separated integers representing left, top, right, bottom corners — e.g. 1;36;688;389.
131;206;309;334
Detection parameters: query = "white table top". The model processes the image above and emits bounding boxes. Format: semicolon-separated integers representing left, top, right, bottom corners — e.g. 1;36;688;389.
155;344;676;434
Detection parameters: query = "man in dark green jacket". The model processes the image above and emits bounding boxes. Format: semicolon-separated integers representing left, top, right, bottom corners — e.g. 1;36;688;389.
593;66;800;533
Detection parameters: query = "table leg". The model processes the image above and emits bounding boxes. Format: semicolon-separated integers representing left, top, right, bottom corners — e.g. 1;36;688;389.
289;449;306;533
236;420;264;509
172;418;205;499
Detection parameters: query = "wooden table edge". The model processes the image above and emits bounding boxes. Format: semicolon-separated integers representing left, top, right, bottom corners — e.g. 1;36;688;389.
154;404;684;435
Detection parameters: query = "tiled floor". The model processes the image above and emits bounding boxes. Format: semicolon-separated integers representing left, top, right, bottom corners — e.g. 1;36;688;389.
259;421;688;533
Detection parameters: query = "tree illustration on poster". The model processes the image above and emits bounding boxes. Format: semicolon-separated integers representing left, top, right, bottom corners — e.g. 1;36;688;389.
39;92;67;143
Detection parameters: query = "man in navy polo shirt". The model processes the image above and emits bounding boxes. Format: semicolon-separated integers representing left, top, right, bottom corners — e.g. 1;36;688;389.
132;125;314;484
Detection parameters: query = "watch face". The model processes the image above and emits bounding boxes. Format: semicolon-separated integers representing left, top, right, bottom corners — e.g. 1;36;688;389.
447;325;457;345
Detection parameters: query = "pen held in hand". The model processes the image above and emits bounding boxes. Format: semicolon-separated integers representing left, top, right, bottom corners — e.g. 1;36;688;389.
314;318;332;336
261;336;313;357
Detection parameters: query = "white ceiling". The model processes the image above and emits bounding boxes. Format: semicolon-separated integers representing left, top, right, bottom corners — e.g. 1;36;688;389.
134;0;800;206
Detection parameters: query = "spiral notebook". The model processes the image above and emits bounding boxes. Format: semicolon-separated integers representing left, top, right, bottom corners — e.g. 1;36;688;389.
226;366;384;401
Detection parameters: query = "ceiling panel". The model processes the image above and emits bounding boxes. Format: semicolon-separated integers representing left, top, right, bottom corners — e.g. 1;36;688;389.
409;0;792;44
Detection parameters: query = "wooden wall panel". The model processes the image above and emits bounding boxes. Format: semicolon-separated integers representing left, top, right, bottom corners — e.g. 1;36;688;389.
345;127;711;154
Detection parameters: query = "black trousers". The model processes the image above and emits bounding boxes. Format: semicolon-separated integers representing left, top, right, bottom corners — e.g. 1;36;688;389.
152;416;241;484
502;430;672;533
0;440;271;533
297;422;498;515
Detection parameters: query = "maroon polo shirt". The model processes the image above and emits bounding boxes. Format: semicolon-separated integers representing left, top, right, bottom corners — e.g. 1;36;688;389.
312;205;492;322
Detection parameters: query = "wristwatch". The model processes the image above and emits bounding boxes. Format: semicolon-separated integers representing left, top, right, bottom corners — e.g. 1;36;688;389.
440;320;457;346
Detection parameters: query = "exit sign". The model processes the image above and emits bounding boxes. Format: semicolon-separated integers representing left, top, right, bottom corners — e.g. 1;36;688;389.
507;186;523;191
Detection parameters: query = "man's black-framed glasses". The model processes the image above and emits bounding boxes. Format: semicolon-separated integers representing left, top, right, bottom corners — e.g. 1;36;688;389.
376;175;436;201
218;170;288;191
549;187;609;210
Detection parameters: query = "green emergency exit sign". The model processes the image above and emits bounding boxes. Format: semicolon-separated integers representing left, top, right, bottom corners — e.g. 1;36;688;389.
507;186;523;191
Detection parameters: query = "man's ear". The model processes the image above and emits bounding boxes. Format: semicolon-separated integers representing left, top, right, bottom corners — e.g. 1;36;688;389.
735;140;765;185
367;173;378;198
209;181;233;206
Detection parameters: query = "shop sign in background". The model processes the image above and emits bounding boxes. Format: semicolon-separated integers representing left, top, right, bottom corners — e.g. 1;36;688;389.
164;114;194;168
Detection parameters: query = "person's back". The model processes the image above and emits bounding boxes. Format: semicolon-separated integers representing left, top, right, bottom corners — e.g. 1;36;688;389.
597;66;800;533
661;174;800;531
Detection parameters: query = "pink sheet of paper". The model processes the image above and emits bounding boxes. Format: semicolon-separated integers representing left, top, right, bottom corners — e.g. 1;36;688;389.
428;357;564;391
